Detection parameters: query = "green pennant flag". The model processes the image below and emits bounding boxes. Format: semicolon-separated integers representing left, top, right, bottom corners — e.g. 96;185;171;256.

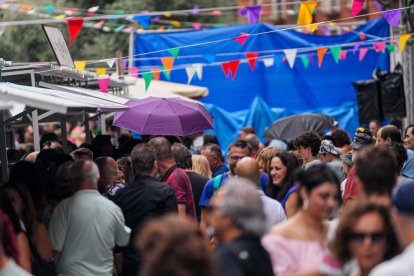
115;10;125;15
387;44;395;53
169;47;180;58
114;25;125;33
161;65;171;80
142;72;154;92
300;55;310;69
330;45;342;64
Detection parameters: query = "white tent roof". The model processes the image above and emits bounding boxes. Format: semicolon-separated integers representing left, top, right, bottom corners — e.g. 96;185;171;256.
0;83;129;114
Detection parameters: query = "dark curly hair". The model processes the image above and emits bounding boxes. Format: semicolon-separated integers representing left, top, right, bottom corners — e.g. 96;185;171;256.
294;131;321;157
330;202;400;263
331;129;351;148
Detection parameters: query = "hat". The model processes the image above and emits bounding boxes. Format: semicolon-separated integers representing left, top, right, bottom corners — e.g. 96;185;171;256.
351;133;376;149
319;140;341;155
355;127;372;137
392;183;414;214
340;151;352;166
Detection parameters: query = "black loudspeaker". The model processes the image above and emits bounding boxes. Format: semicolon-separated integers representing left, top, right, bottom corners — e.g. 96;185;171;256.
376;64;406;118
353;79;383;125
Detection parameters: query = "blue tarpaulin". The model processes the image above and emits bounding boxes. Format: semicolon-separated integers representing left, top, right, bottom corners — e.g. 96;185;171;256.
134;18;390;148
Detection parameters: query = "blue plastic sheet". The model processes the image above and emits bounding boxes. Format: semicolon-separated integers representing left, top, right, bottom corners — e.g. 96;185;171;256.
134;19;389;148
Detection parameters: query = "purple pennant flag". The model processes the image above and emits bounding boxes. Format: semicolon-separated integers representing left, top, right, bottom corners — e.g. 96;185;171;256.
322;26;330;36
373;1;383;11
122;59;128;71
382;10;401;27
306;54;315;65
191;4;199;15
240;5;262;24
353;42;362;54
151;16;160;23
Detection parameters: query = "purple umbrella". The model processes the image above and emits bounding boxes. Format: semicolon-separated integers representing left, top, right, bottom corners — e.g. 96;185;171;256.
113;97;214;136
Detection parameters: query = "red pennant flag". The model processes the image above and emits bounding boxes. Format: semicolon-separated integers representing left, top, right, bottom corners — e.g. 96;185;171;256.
67;17;85;46
151;68;161;80
228;60;240;80
245;52;258;71
231;32;249;45
221;62;230;77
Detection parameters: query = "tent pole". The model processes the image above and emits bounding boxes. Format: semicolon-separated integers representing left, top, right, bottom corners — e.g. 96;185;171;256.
32;110;40;151
84;113;91;144
0;111;8;184
100;114;107;135
128;30;134;73
60;116;68;152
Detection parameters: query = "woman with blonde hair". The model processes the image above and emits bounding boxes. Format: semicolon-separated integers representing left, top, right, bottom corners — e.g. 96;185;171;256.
192;154;212;179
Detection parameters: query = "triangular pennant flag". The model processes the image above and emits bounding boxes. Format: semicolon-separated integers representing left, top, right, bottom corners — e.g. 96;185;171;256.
400;33;412;52
306;23;320;33
186;66;196;84
283;49;297;69
221;62;230;77
300;55;310;69
132;15;152;29
114;25;125;33
161;57;175;75
193;64;203;80
96;68;106;76
193;22;202;30
44;5;54;13
212;10;222;16
297;1;318;25
142;72;154;92
353;42;362;54
330;46;342;63
359;32;366;40
106;59;115;68
152;16;160;23
66;17;84;46
161;66;171;80
171;21;181;27
128;67;138;77
373;1;383;11
373;41;386;53
122;59;128;70
232;32;249;45
94;20;105;29
245;52;258;71
352;0;366;16
74;61;86;71
228;60;241;80
203;54;216;64
151;68;161;80
54;14;67;19
307;54;315;65
387;44;395;53
382;10;401;27
239;6;262;24
191;4;199;15
88;6;100;13
317;47;328;68
169;47;180;58
122;26;134;33
98;78;110;93
339;50;348;60
359;48;369;61
262;57;274;67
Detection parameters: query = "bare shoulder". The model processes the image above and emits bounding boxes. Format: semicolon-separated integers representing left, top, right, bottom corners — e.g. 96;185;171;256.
268;217;299;237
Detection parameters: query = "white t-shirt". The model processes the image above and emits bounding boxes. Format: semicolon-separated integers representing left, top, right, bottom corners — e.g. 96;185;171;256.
258;190;286;229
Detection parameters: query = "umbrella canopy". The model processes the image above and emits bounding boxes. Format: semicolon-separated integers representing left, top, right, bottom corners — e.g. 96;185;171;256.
264;113;334;140
113;97;214;136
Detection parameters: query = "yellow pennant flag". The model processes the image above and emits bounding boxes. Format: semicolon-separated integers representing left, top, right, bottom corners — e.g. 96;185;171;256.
171;21;181;27
74;61;86;71
400;33;412;52
297;1;318;25
54;14;67;19
96;68;106;76
164;13;172;17
306;23;320;33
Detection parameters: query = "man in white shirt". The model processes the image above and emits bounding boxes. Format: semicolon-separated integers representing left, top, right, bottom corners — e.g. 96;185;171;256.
370;182;414;276
49;160;131;276
236;157;286;229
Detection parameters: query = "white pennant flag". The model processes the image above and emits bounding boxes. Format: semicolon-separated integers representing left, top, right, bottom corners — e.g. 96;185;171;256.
192;63;203;80
262;57;274;67
88;6;100;12
104;59;115;68
186;66;196;84
283;49;297;69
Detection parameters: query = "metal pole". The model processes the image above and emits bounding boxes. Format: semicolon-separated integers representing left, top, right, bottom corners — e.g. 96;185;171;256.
100;114;107;135
128;30;134;70
0;111;8;184
84;113;91;144
60;116;68;152
32;110;41;151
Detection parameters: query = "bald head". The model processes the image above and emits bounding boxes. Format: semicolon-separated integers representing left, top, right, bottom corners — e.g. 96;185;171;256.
235;157;260;186
71;160;100;190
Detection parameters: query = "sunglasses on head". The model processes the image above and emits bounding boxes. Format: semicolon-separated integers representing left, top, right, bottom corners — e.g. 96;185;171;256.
350;231;385;245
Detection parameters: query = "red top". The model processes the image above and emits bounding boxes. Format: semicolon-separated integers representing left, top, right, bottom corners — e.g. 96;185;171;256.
343;166;358;205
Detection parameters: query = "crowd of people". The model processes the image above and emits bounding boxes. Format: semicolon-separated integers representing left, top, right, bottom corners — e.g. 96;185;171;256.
0;120;414;276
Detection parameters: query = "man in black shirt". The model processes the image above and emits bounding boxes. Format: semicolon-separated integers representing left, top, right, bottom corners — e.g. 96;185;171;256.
172;143;208;223
112;143;178;276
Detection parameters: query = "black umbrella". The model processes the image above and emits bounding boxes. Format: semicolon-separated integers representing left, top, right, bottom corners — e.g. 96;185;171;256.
264;113;334;140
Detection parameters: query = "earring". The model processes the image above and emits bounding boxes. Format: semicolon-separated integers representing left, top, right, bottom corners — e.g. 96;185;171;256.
303;199;309;210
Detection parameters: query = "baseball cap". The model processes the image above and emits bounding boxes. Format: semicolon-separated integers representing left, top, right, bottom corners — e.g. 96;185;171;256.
319;140;341;155
392;182;414;214
340;151;352;166
355;127;372;137
351;133;376;150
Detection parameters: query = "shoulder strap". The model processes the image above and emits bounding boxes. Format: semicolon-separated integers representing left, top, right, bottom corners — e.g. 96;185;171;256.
213;174;223;194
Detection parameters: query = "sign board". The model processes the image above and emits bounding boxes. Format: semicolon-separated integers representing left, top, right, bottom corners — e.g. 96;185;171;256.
42;25;75;68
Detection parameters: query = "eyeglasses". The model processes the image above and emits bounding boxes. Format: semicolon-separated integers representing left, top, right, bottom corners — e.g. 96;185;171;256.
228;155;246;161
350;231;385;245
